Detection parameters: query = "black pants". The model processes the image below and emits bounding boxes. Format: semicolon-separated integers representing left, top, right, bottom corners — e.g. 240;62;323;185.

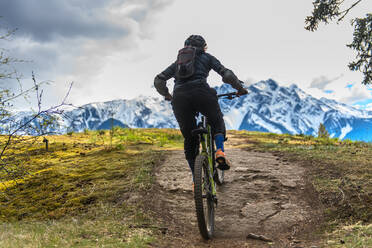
171;83;226;161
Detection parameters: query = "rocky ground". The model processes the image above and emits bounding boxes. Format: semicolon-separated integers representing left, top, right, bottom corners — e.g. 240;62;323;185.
147;143;322;247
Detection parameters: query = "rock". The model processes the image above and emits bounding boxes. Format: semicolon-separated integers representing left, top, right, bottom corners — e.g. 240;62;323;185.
281;203;298;210
246;233;273;242
235;166;249;172
280;180;297;188
240;201;279;220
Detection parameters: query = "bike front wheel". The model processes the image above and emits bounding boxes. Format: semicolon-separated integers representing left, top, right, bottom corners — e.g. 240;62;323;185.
194;154;215;240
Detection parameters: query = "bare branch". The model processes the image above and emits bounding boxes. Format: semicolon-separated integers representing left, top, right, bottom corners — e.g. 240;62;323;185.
337;0;363;22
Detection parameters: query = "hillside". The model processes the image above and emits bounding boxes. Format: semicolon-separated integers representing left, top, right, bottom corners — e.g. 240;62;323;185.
0;129;371;247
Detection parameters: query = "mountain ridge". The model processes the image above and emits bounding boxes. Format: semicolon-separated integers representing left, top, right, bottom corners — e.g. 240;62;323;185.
5;79;372;142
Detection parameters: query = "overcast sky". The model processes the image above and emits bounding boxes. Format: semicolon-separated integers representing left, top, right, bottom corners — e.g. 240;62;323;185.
1;0;371;110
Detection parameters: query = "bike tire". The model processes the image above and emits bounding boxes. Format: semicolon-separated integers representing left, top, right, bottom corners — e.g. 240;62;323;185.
194;154;215;240
215;168;224;185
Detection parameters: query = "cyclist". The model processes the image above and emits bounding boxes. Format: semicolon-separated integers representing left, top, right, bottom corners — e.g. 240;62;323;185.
154;35;247;180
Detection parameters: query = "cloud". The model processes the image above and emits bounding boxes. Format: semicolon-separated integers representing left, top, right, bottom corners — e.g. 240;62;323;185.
0;0;174;107
0;0;129;42
243;77;257;86
366;103;372;111
338;84;371;104
309;74;343;90
305;76;372;106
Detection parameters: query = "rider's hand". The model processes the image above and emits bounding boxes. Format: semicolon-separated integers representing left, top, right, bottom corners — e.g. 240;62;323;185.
164;93;173;101
237;88;248;96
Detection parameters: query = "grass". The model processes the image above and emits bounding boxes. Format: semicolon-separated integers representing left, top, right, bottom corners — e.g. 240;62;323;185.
229;130;372;247
0;204;156;248
325;222;372;247
1;128;370;247
0;128;183;247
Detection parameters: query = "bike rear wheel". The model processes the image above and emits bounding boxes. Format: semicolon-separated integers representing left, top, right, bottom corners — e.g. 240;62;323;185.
194;154;215;240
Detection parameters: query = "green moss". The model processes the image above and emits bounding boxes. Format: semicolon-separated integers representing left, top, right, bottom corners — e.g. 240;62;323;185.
0;128;180;247
0;129;180;222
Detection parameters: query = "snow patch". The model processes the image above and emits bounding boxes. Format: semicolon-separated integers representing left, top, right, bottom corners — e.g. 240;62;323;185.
339;124;353;140
223;108;246;130
254;81;267;91
296;90;308;101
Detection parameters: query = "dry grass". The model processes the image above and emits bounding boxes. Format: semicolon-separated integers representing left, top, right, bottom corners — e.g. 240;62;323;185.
0;128;182;247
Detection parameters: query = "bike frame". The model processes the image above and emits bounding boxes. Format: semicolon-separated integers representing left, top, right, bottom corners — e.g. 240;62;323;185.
198;116;217;196
192;91;244;240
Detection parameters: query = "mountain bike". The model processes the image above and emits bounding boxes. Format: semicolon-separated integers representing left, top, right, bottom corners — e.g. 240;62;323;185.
192;91;240;240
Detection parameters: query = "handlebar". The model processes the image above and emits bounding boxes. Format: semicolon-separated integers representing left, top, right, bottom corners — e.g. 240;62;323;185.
217;91;249;99
217;92;238;99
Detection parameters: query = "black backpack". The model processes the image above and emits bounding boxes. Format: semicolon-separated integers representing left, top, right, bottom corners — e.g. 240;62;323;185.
175;46;196;79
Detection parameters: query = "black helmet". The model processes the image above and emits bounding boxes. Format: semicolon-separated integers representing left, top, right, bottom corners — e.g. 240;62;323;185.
184;35;206;49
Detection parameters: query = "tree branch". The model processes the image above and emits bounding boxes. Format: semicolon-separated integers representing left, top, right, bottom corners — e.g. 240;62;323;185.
337;0;363;22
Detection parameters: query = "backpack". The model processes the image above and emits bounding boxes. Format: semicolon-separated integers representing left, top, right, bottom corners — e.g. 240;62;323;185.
175;46;196;79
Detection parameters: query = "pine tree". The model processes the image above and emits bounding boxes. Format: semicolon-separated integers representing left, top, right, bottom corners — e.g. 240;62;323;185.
318;123;330;138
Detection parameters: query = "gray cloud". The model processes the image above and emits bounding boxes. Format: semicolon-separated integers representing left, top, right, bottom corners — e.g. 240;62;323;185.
310;74;343;90
0;0;173;108
0;0;128;42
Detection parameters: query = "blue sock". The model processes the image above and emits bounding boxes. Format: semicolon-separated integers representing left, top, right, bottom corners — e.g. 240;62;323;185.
215;134;224;152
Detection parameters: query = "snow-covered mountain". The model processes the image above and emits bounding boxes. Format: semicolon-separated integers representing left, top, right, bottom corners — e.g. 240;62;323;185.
4;79;372;142
217;80;372;142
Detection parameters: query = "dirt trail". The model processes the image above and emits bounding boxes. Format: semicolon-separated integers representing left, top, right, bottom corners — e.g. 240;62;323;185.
150;144;321;247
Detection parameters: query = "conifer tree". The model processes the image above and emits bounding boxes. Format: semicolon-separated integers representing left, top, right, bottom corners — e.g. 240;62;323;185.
318;123;330;138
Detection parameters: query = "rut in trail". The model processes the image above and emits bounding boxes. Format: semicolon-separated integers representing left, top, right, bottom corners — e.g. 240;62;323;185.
152;148;321;248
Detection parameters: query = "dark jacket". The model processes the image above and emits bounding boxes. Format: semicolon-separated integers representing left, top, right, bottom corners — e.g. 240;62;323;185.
154;50;243;96
161;52;225;85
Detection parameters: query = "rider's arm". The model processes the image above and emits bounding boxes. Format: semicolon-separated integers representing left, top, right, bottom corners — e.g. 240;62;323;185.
207;53;245;91
154;62;176;97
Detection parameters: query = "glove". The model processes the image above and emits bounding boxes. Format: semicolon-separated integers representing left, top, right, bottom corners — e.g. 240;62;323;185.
237;88;248;96
164;93;173;101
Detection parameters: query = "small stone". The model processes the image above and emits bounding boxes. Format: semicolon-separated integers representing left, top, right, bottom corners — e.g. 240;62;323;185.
280;180;297;188
235;167;249;172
